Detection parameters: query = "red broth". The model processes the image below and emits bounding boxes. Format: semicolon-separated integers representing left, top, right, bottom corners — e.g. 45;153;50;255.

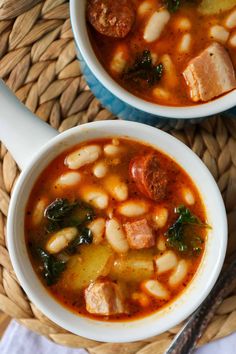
25;138;208;321
87;1;236;106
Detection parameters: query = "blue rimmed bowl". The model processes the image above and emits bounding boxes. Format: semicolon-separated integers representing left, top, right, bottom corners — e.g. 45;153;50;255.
70;1;236;125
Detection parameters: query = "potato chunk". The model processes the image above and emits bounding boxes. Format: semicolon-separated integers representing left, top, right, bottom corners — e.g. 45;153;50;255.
198;0;236;15
61;244;114;290
110;250;154;282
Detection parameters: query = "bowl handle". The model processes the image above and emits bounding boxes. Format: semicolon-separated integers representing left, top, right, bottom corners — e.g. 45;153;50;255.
0;80;58;170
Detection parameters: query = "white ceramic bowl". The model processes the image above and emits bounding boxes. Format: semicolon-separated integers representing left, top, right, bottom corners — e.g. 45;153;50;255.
5;116;227;342
70;0;236;121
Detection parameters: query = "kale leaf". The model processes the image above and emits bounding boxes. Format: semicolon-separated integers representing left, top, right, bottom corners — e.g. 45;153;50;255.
165;0;180;12
123;50;163;86
37;248;66;286
164;0;198;13
67;228;93;254
45;199;94;232
165;205;209;254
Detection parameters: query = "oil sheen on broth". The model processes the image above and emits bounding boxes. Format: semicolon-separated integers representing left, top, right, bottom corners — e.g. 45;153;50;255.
87;0;236;106
25;138;209;321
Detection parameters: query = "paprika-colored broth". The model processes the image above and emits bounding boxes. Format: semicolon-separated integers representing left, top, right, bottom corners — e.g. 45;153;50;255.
25;138;208;321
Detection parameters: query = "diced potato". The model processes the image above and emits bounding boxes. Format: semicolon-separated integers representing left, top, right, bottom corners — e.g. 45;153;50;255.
110;250;154;282
61;244;114;290
198;0;236;15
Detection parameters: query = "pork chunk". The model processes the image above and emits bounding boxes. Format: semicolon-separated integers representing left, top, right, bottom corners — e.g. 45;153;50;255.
124;219;155;249
183;42;236;102
85;281;126;315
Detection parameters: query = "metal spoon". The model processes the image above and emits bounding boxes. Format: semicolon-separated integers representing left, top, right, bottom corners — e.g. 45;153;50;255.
165;257;236;354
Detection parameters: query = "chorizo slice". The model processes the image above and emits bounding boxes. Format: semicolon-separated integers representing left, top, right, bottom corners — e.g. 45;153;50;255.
129;153;168;201
87;0;135;38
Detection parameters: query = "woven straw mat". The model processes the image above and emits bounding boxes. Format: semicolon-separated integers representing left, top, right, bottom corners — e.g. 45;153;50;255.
0;0;236;353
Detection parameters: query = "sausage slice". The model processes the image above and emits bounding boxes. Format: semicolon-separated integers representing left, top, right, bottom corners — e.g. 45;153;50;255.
87;0;135;38
130;153;168;201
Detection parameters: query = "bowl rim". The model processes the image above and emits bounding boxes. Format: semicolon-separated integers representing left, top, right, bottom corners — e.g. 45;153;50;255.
70;0;236;119
7;120;228;342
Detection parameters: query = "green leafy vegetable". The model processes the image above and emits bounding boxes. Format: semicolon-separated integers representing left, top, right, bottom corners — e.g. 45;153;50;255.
164;0;199;12
45;199;94;232
165;205;209;255
45;198;77;222
165;0;180;12
123;50;163;86
67;228;93;254
37;248;66;286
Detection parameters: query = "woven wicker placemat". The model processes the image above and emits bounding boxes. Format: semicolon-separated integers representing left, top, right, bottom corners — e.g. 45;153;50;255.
0;1;236;352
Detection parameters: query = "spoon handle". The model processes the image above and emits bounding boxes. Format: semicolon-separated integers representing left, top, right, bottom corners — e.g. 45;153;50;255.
165;258;236;354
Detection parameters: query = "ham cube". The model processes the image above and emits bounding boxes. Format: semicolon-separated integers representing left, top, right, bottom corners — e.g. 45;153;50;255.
183;42;236;102
124;219;155;249
85;281;126;315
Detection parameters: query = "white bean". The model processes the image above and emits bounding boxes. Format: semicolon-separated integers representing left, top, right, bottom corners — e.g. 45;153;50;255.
154;250;178;275
65;145;102;170
156;236;167;251
81;186;109;209
229;31;236;47
175;17;191;31
88;218;106;245
110;47;127;74
138;1;153;16
169;260;189;287
106;218;129;253
112;138;120;146
46;227;78;254
209;25;229;44
142;280;170;300
32;198;48;226
56;172;81;187
152;206;168;229
132;292;150;307
182;188;195;205
161;54;178;88
152;87;171;100
104;175;128;202
93;161;108;178
118;200;149;217
144;9;170;43
225;9;236;29
178;33;192;52
104;144;122;156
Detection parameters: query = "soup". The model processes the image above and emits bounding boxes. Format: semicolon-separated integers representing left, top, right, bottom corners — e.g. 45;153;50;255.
87;0;236;106
25;138;209;321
